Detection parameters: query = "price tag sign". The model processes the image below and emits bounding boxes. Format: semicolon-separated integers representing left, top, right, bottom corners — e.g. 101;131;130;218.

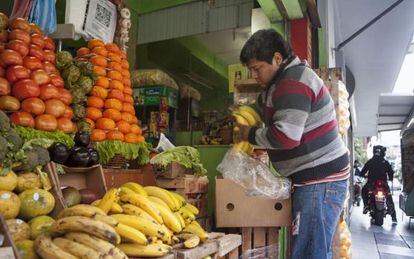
85;0;117;43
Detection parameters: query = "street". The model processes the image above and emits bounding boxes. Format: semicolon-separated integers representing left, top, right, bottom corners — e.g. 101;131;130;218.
350;194;414;258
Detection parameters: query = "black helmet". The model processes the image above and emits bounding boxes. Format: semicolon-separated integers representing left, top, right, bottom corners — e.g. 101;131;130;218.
373;145;386;157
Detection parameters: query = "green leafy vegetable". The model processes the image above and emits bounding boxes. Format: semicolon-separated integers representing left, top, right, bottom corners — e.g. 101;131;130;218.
150;146;207;176
94;140;150;166
15;126;75;148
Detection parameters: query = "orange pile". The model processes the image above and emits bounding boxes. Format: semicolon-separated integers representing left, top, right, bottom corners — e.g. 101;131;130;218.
77;39;143;143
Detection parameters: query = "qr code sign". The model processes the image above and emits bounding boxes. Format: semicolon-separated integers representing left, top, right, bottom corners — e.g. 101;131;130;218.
95;3;111;28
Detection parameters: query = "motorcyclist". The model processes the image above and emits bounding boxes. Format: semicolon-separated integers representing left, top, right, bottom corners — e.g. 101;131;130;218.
361;145;397;222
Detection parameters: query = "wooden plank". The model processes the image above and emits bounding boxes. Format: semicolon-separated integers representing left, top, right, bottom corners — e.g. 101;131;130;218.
267;227;279;245
227;248;239;259
253;227;266;248
216;234;242;257
176;240;218;259
0;216;21;259
156;176;209;194
241;228;252;252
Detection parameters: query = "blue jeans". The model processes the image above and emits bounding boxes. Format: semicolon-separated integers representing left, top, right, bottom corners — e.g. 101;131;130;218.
292;180;348;259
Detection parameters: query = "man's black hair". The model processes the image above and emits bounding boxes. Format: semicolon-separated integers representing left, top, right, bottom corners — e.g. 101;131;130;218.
240;29;292;64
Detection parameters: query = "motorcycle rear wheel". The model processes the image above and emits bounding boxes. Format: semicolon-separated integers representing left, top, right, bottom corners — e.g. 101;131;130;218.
374;210;384;226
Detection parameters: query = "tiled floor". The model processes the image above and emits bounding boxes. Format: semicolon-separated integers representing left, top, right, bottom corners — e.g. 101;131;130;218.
350;193;414;259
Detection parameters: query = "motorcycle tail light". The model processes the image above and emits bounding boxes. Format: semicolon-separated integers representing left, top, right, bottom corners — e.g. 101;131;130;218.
377;191;384;199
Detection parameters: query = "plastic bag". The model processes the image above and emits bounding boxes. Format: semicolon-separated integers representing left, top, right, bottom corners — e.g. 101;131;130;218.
27;0;57;34
241;244;279;259
332;220;352;259
154;133;175;153
217;149;291;199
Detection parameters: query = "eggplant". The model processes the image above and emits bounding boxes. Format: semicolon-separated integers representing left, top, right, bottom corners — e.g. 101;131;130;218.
74;131;90;147
48;143;70;164
88;148;99;166
66;146;90;167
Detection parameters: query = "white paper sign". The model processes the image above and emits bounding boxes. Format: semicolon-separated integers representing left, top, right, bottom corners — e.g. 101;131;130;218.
84;0;117;43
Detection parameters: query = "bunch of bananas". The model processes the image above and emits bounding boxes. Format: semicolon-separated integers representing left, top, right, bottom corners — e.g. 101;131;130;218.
34;204;127;259
90;182;207;257
232;105;262;154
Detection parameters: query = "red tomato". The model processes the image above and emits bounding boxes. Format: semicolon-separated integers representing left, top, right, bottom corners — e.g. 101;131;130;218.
49;73;64;88
59;88;72;104
35;114;57;131
7;40;29;57
21;97;45;115
0;77;10;96
10;111;35;127
30;69;50;85
12;79;40;100
30;34;45;49
62;106;74;119
44;98;65;117
0;67;4;77
39;84;59;100
28;44;44;61
23;56;42;70
9;18;31;33
43;37;55;51
57;117;75;133
42;61;57;74
8;29;31;45
6;65;30;83
42;50;55;64
1;49;23;67
0;30;8;43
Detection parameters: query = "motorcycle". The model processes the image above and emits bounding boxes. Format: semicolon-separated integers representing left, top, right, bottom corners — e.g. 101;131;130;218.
368;180;389;226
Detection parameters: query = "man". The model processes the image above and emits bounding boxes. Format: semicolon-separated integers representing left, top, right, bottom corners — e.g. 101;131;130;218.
354;160;362;176
236;29;349;259
360;145;397;222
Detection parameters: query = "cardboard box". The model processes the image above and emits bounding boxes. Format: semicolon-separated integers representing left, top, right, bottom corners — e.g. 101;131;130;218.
54;164;107;199
215;177;292;227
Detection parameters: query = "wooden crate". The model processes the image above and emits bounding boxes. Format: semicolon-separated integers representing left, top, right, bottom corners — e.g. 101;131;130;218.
153;162;194;179
0;215;20;259
241;227;279;255
42;163;66;218
103;164;156;188
175;233;241;259
156;175;208;195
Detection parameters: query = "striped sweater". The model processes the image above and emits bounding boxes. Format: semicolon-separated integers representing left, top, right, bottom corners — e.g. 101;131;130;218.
248;57;349;185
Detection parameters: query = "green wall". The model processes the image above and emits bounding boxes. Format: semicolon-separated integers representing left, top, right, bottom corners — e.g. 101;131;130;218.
136;39;230;113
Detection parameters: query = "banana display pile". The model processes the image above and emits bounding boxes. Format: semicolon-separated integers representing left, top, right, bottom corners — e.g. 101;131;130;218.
232;105;262;154
33;182;207;258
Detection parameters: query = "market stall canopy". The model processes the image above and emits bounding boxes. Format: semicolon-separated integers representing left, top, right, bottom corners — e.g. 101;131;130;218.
377;94;414;132
333;0;414;136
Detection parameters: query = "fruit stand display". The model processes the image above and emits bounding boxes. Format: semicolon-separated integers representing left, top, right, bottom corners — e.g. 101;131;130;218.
0;12;242;259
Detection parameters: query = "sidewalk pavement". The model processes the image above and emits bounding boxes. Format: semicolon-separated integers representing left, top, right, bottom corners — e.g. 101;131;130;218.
350;194;414;259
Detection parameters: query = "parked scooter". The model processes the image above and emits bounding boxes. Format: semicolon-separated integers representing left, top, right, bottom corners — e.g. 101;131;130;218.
353;175;364;206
